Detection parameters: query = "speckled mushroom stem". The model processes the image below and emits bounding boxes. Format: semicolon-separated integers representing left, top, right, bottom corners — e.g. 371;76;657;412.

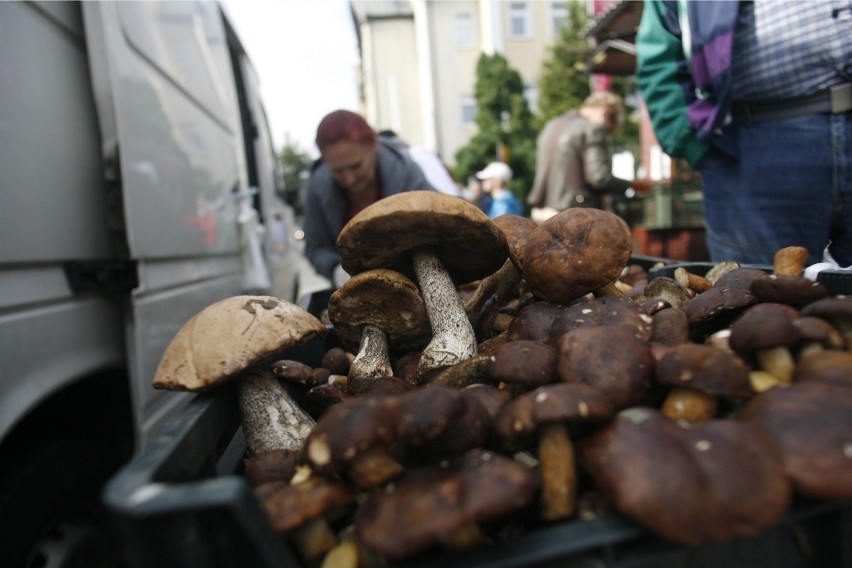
348;324;394;393
238;370;316;456
412;248;478;379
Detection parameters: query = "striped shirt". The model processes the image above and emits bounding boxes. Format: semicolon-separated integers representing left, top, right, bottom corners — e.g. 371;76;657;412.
730;0;851;102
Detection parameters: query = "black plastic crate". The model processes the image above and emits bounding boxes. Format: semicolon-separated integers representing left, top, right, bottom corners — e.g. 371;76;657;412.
647;262;852;296
104;372;851;566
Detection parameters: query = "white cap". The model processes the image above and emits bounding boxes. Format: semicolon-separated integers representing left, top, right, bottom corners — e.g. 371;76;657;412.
476;161;512;183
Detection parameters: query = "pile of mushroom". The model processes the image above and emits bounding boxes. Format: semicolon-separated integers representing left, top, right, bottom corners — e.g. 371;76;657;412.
152;199;851;565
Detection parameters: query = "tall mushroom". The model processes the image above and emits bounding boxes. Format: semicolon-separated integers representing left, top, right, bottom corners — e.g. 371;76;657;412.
337;191;509;380
327;268;431;393
152;295;325;456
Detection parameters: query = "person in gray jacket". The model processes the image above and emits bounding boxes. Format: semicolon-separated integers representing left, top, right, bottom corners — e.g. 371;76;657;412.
303;109;435;290
527;92;651;222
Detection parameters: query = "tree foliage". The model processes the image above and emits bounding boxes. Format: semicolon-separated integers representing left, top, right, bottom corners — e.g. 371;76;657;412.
453;53;537;208
278;135;313;215
536;2;590;128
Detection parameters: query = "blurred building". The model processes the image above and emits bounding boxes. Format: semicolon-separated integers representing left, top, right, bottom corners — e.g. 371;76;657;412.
349;0;571;167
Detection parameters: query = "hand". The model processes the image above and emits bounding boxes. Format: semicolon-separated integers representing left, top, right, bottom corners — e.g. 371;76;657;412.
630;179;654;194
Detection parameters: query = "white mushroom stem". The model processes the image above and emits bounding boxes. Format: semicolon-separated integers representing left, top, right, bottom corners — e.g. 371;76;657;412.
348;324;394;393
238;370;316;456
412;248;478;378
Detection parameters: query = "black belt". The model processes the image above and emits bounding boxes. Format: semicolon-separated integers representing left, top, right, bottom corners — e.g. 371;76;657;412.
731;83;852;123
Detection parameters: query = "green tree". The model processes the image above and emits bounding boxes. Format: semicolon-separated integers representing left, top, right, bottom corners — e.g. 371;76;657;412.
278;135;313;215
536;2;590;128
453;53;537;208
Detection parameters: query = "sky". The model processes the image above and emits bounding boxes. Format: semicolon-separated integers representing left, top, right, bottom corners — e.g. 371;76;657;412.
220;0;361;157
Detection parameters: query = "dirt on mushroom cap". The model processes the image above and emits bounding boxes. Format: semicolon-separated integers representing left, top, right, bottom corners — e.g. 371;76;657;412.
152;296;326;392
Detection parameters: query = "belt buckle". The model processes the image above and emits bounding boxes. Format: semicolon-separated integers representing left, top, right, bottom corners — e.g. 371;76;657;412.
830;83;852;113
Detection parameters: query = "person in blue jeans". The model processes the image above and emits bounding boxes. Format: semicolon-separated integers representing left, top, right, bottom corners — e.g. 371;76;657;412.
636;0;851;267
476;161;523;219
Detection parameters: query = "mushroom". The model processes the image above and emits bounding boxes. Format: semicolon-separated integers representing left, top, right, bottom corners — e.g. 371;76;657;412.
739;381;852;500
304;386;466;489
729;303;801;386
655;343;753;421
772;245;809;276
644;276;693;309
522;208;633;305
464;214;537;337
800;296;852;348
256;476;356;563
681;267;764;339
579;407;791;545
555;325;655;410
354;449;537;561
548;295;654;345
327;268;431;393
506;301;564;343
337;191;509;380
152;295;325;456
793;350;852;387
495;382;614;520
673;266;713;293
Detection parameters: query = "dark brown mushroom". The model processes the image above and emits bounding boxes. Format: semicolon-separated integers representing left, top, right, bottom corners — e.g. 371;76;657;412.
337;191;509;379
579;407;791;545
729;303;801;386
644;276;693;309
152;296;324;456
555;326;655;410
256;476;356;562
800;296;852;347
549;295;654;345
354;449;537;561
749;273;829;307
793;350;852;387
304;386;466;489
739;380;852;500
486;339;558;389
506;301;564;342
655;343;753;421
681;267;764;338
495;382;614;520
522;208;633;304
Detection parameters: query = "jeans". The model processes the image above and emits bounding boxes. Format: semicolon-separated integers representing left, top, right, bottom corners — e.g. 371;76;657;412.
700;112;852;266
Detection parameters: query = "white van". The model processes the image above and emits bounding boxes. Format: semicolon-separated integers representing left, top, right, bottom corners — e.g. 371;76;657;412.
0;2;302;565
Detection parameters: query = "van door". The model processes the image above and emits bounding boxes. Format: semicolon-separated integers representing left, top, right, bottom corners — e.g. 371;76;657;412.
82;1;252;444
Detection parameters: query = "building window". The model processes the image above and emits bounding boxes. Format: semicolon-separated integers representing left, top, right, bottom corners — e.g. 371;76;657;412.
455;12;476;48
461;95;477;125
550;2;568;37
507;2;531;39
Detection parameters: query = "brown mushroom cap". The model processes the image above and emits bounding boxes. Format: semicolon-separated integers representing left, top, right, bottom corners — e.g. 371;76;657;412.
304;386;466;484
739;381;852;499
485;339;558;388
153;296;326;392
328;268;431;352
549;295;654;345
728;303;801;353
749;274;828;307
506;301;564;342
491;213;538;271
650;307;690;347
256;477;356;534
494;383;615;450
522;208;632;304
555;326;655;409
579;407;791;545
655;343;752;398
793;350;852;386
336;191;508;284
354;449;537;561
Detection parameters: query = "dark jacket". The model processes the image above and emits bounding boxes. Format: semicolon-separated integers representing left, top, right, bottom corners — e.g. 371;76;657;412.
303;138;435;280
527;110;631;210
